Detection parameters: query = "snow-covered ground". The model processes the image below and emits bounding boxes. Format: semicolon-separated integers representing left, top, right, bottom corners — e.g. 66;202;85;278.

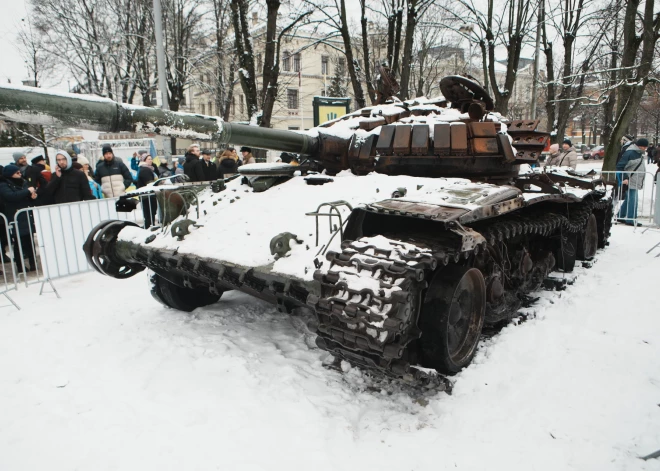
1;223;659;470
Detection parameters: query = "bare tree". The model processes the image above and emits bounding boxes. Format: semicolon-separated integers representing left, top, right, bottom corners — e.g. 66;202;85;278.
439;0;537;114
230;0;313;127
602;0;660;170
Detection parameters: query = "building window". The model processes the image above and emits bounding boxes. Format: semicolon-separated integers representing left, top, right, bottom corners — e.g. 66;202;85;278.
150;89;157;104
206;74;212;84
257;53;263;72
240;95;244;114
337;57;345;72
293;53;301;72
287;89;299;109
201;103;205;114
231;95;235;115
320;89;326;97
199;75;204;84
282;51;291;72
208;101;212;116
321;56;329;75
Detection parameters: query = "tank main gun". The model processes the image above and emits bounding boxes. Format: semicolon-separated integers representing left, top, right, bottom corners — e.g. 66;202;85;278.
0;84;318;156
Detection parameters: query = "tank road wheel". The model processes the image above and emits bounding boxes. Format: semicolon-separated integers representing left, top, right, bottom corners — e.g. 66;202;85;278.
150;274;222;312
576;213;598;261
418;265;486;374
555;232;577;272
595;200;613;249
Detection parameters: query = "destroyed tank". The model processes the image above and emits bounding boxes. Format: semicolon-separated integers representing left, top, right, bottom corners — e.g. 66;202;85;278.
0;76;612;380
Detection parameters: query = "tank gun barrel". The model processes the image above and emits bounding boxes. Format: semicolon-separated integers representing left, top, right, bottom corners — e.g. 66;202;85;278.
0;84;318;155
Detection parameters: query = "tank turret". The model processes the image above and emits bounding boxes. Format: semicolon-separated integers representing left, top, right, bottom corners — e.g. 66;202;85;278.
0;76;547;180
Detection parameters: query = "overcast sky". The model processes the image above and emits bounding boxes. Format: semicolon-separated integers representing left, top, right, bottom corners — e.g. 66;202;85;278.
0;0;30;86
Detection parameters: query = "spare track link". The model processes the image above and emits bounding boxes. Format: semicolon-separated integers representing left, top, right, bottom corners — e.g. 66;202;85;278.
309;237;474;381
309;198;607;381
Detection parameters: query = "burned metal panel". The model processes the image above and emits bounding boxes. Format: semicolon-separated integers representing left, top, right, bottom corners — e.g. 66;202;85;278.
411;125;430;155
376;125;396;155
472;137;500;155
359;116;386;131
450;123;468;154
368;199;469;221
498;133;516;162
432;123;451;155
358;134;377;160
458;196;525;224
468;122;497;137
348;134;361;159
393;125;412;155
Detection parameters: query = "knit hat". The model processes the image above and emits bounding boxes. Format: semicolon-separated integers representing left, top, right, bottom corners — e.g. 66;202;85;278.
138;149;148;157
623;134;634;143
548;143;559;154
56;150;73;170
77;155;90;165
201;149;212;155
636;138;649;147
31;155;45;165
13;151;25;163
240;146;252;153
3;164;21;178
562;139;572;147
139;153;151;162
101;144;113;155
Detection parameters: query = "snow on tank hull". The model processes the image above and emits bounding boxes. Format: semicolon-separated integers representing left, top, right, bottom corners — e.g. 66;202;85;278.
85;167;611;381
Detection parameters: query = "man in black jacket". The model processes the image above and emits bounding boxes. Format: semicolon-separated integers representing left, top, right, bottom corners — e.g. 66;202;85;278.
41;151;95;204
183;144;205;182
200;149;218;181
24;155;49;192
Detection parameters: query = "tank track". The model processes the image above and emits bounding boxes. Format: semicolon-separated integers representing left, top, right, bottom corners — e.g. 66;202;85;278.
309;237;461;382
309;197;612;381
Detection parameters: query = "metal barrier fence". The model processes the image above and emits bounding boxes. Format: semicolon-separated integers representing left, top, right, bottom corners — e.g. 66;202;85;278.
0;213;20;310
599;170;658;228
1;196;153;310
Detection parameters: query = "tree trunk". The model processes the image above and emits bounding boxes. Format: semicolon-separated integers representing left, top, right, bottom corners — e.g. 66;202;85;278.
601;16;619;148
360;1;376;104
230;0;259;121
338;0;366;109
399;0;418;100
603;0;658;171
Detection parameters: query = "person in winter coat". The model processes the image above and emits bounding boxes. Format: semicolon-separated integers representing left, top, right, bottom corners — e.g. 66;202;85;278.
240;146;256;165
0;165;38;272
543;144;561;168
136;154;160;228
546;140;577;169
216;147;239;175
616;134;635;166
76;156;103;199
200;149;218;181
158;161;172;178
616;138;648;225
41;151;96;204
12;151;29;176
175;157;185;175
95;144;133;198
24;155;49;195
183;144;205;182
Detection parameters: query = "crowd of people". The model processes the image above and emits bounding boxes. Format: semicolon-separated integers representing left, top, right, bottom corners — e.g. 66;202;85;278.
177;144;264;182
543;135;657;227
